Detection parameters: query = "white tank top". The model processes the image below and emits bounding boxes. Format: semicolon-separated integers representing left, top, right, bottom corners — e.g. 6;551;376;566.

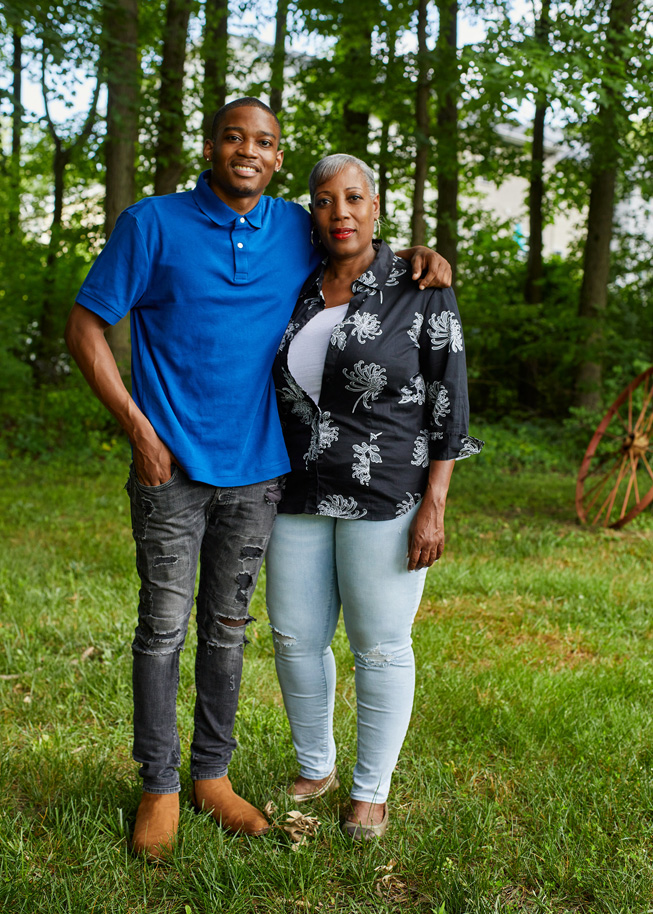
287;303;349;404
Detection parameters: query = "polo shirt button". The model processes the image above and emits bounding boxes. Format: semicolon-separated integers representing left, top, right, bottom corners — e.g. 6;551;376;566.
237;242;244;249
240;217;245;224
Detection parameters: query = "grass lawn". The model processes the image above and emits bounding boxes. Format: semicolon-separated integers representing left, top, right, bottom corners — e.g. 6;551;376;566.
1;455;652;913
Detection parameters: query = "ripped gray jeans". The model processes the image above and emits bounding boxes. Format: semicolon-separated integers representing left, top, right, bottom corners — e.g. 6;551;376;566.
126;464;284;793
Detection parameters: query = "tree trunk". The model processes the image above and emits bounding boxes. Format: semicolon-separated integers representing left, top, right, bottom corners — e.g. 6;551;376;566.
338;7;371;159
202;0;229;140
524;99;546;305
434;0;458;282
411;0;430;246
521;0;551;411
103;0;140;374
378;27;397;222
270;0;289;114
38;146;66;382
575;0;637;410
524;0;551;307
9;29;22;236
36;57;100;384
154;0;193;196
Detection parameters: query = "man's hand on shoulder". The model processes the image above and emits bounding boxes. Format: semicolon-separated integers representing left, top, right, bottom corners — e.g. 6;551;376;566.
396;246;452;290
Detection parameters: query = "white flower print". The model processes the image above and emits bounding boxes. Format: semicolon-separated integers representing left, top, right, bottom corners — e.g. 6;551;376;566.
305;411;340;462
427;380;451;427
411;428;430;468
386;265;407;286
427;311;463;353
317;495;368;519
399;373;426;406
351;432;382;486
396;492;421;516
350;311;382;344
407;313;423;347
279;368;313;425
457;435;484;458
331;323;348;350
356;270;378;290
342;360;387;412
351;271;381;301
278;320;299;352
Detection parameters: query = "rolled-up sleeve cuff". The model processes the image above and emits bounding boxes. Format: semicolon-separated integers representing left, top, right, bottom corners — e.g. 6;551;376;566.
429;431;485;461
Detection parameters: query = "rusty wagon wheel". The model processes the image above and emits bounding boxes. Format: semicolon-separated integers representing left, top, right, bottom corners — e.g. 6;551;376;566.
576;366;653;529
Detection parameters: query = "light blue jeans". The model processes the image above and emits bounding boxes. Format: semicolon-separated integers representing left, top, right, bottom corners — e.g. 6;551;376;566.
265;507;427;803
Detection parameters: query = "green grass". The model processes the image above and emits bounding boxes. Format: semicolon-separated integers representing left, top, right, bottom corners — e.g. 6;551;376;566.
1;455;652;913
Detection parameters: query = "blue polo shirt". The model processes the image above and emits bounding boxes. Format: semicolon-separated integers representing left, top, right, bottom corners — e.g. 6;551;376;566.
76;171;320;486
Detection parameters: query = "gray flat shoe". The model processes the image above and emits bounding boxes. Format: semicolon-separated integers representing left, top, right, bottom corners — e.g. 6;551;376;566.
343;803;389;841
291;766;340;803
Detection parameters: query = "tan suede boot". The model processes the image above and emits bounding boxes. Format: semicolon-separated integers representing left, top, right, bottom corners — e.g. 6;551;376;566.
191;776;270;836
131;791;180;860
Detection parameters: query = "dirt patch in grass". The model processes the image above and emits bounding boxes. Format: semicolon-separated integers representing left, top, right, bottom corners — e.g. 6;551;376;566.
416;594;619;671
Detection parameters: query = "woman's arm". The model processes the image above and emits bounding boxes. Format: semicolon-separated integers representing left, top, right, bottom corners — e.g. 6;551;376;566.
407;459;455;571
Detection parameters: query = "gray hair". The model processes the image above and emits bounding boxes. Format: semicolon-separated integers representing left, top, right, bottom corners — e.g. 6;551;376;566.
308;154;376;203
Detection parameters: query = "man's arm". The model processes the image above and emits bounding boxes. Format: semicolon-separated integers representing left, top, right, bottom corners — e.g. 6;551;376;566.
64;304;175;486
395;246;452;290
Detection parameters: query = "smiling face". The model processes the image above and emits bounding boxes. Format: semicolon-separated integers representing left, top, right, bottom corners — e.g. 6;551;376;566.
203;106;283;213
311;163;380;264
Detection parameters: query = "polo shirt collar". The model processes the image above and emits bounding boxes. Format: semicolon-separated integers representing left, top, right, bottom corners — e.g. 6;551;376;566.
192;170;265;228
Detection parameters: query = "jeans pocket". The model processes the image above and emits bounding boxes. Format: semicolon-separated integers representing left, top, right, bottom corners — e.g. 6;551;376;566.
132;463;180;492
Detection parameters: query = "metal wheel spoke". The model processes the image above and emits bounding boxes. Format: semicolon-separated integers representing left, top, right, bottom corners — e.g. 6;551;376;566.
612;407;631;435
592;456;628;526
619;456;639;518
582;456;624;512
633;384;653;435
642;454;653;484
577;367;653;528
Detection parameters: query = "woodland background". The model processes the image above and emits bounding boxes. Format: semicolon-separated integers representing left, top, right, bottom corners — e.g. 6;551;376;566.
1;0;653;464
2;5;653;911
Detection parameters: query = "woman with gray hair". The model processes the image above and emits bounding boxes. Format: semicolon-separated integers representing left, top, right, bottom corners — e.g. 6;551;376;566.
266;154;482;840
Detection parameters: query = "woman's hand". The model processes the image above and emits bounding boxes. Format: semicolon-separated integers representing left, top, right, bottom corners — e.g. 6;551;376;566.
408;498;446;570
407;460;455;570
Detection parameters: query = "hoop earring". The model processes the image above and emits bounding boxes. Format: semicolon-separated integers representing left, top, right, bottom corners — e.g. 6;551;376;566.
310;226;321;249
374;218;381;238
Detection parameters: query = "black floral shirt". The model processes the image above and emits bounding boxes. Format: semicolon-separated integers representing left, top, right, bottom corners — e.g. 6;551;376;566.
273;241;484;520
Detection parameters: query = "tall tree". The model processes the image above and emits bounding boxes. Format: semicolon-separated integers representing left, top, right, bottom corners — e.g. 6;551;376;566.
103;0;140;372
434;0;459;280
575;0;638;409
524;0;551;307
154;0;193;196
202;0;228;140
338;5;372;158
410;0;431;246
270;0;289;114
9;27;23;236
377;23;398;222
36;54;100;382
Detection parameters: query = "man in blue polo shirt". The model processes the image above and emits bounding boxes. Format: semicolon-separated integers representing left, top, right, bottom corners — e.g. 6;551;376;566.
65;97;450;860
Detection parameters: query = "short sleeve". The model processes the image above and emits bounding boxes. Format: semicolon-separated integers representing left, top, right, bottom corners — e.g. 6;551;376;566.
75;210;150;325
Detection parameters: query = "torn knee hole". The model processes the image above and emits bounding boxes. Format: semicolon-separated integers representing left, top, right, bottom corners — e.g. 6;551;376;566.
270;626;297;648
355;644;395;666
218;615;248;628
